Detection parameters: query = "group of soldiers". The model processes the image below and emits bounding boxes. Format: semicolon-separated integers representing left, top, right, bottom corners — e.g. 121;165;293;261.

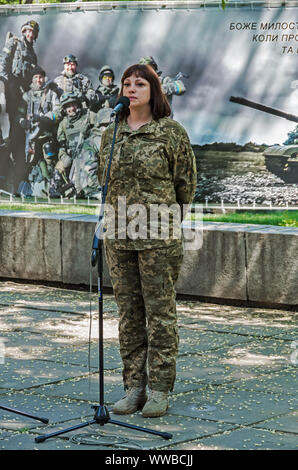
0;20;188;199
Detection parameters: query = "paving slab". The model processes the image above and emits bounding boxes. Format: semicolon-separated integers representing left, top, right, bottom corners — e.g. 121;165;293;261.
210;337;296;369
27;372;207;408
0;306;118;341
0;280;297;451
0;391;94;431
0;414;234;451
252;410;298;434
176;354;286;385
170;388;297;426
177;302;298;338
27;372;124;405
224;369;297;396
0;358;87;391
0;431;98;451
2;330;121;370
0;281;118;317
178;327;256;355
31;414;234;451
166;427;298;450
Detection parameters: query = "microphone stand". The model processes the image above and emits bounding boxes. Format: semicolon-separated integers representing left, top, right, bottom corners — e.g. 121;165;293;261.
0;405;49;424
35;113;172;444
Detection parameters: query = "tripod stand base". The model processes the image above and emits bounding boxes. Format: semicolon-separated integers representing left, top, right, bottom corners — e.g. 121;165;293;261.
0;404;49;424
35;405;172;443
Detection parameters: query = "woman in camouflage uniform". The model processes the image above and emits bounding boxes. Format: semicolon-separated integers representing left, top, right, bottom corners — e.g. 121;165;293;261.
98;64;196;418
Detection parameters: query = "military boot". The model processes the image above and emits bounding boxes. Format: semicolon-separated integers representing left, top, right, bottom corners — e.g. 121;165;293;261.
141;390;168;418
112;387;147;415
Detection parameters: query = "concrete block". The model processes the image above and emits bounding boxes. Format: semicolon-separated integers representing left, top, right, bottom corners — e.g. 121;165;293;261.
246;232;298;305
1;212;297;306
176;229;247;300
60;218;111;287
0;215;62;282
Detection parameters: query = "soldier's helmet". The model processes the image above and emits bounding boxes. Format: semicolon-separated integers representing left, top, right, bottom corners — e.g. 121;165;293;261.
60;91;81;108
32;66;46;78
21;20;40;39
43;141;57;158
139;56;158;72
99;65;115;82
63;54;78;65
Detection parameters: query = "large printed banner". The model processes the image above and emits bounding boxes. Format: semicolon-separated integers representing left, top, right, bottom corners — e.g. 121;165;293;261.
0;2;297;204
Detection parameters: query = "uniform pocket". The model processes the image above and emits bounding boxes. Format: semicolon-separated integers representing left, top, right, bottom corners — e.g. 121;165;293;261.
134;139;170;181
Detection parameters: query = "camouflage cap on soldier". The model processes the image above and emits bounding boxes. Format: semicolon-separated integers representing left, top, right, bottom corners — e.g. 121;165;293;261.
139;56;158;72
21;20;40;39
60;91;81;108
99;65;115;81
63;54;78;65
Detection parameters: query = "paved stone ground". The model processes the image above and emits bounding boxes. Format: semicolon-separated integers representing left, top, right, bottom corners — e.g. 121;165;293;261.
0;280;297;451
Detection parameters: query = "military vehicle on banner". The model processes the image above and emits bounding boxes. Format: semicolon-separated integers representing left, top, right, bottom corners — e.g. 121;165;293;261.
230;96;298;183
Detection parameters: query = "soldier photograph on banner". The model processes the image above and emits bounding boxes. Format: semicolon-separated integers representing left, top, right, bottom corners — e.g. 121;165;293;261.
0;6;297;202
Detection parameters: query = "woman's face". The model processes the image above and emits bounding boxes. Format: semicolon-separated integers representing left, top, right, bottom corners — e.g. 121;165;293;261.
122;73;151;110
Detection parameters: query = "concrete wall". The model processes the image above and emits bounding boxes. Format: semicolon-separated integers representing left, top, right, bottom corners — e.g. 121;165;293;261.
0;210;297;306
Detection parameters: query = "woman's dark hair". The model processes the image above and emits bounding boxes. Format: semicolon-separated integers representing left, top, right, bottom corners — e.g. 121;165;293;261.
119;64;171;120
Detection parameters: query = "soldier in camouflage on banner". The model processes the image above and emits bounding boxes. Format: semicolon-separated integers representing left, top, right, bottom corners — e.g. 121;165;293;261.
54;55;96;110
99;64;197;418
0;127;11;191
54;90;98;198
17;66;61;196
91;65;119;113
79;105;114;199
0;20;39;192
139;56;187;117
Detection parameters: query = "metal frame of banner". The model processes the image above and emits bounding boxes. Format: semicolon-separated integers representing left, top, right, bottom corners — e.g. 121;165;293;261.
0;1;298;17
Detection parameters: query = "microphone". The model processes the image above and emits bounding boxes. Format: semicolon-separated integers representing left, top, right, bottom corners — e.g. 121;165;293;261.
110;96;130;117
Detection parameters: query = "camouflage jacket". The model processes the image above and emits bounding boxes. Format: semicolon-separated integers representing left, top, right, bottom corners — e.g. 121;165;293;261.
54;71;95;103
22;85;60;121
20;85;60;141
98;117;197;249
57;108;96;168
161;75;186;98
0;35;37;90
94;83;119;111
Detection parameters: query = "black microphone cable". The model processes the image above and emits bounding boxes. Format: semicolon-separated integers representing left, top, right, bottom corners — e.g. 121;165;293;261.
87;107;124;391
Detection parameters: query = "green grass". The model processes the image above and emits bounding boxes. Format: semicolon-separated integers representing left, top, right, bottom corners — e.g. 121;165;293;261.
0;201;99;216
1;201;298;227
200;211;298;227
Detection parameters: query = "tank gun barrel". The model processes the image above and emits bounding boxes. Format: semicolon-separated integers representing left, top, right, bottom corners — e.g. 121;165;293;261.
230;96;298;123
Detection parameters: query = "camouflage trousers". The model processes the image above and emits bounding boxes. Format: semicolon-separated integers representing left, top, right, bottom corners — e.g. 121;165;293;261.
105;241;184;393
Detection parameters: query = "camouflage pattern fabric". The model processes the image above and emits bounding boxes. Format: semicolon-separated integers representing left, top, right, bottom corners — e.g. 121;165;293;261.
54;71;95;104
0;34;38;190
0;35;37;90
105;240;184;392
70;138;99;196
93;83;119;112
57;107;96;165
57;107;97;194
284;124;298;145
76;107;113;196
20;84;60;192
161;75;186;98
22;85;60;123
98;117;197;249
100;117;196;394
161;75;186;110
